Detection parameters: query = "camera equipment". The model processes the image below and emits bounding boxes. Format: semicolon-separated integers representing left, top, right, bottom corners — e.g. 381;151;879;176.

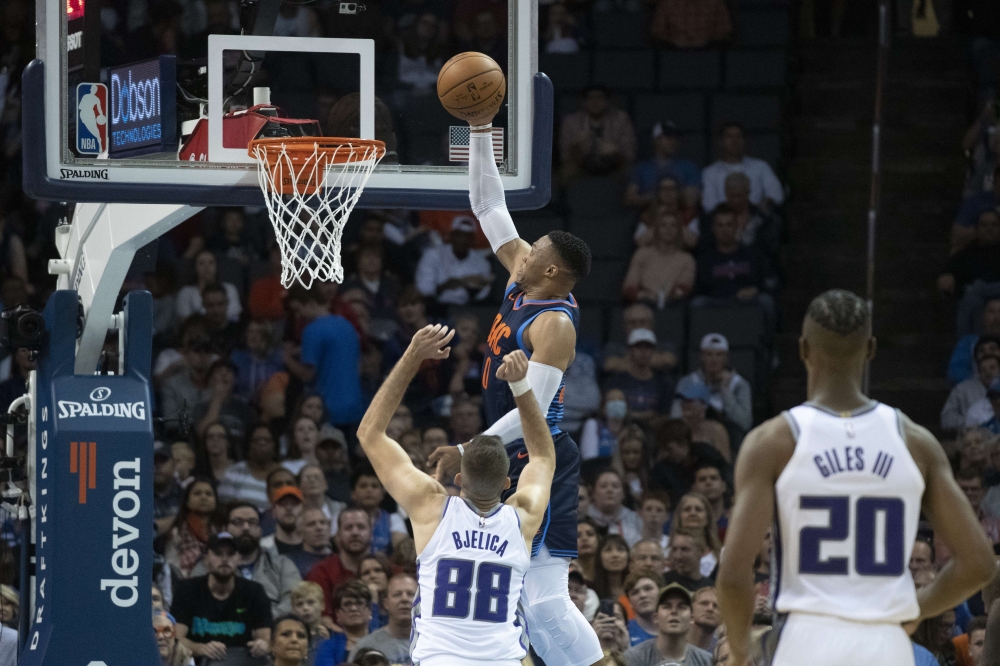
0;306;46;352
339;3;365;14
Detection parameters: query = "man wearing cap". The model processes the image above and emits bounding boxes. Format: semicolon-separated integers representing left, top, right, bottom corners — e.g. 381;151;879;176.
672;333;753;434
260;486;305;555
191;502;302;616
153;441;184;536
415;216;493;306
604;303;679;374
623;583;712;666
605;328;675;422
172;532;273;662
625;120;701;213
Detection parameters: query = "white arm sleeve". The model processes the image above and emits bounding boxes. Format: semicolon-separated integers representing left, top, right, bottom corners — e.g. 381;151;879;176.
482;361;564;445
469;129;519;253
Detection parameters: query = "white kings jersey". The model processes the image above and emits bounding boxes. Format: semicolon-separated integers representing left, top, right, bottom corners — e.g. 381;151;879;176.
773;402;925;623
411;496;530;666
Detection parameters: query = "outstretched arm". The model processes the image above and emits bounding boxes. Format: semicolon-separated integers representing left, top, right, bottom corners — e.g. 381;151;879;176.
717;417;795;666
904;416;996;624
469;121;530;276
357;325;452;519
499;351;556;542
428;311;575;483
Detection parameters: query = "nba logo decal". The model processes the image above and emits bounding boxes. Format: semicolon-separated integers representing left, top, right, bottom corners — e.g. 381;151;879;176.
76;83;108;155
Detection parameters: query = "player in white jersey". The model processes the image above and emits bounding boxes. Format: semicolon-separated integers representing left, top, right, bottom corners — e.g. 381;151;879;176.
718;289;996;666
356;324;556;666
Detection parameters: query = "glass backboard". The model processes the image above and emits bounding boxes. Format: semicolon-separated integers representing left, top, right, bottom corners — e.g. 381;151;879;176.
24;0;552;208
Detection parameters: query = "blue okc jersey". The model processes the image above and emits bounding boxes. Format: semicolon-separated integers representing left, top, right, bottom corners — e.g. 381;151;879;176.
482;285;580;430
481;284;581;558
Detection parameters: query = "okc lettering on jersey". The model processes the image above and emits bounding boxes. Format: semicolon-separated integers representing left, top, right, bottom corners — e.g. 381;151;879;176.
483;315;512;389
452;530;509;557
486;315;511;355
814;446;865;478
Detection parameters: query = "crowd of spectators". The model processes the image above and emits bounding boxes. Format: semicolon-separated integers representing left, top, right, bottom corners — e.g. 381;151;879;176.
912;4;1000;666
0;0;837;665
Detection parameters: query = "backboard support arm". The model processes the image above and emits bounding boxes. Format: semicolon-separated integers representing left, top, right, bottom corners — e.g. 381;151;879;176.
49;203;203;374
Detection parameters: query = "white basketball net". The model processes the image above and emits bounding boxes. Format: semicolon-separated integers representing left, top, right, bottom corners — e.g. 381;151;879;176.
251;140;384;289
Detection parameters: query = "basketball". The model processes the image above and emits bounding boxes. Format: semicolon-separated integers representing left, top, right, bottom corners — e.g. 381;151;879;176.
437;52;507;124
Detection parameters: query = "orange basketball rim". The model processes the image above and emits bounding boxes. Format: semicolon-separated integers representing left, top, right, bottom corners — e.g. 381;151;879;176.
248;136;386;195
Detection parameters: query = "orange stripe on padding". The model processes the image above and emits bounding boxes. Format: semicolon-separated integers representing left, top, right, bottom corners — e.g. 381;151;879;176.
88;442;96;489
70;441;78;473
78;443;87;504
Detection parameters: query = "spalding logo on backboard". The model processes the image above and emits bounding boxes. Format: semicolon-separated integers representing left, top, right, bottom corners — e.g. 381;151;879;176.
76;83;108;155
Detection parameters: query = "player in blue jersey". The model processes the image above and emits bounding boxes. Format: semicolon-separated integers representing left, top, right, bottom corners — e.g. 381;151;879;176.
428;118;604;666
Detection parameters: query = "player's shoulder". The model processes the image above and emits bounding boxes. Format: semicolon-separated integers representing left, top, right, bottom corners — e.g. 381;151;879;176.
895;408;944;477
734;413;796;477
527;308;577;337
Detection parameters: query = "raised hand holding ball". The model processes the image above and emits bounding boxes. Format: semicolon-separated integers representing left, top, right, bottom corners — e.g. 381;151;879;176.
437;52;507;125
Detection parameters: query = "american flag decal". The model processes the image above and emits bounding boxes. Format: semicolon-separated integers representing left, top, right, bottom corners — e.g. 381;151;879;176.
449;126;504;163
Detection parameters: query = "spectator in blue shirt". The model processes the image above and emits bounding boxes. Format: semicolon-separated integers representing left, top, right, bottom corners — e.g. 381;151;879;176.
284;287;364;428
949;305;1000;385
625;570;664;646
230;319;284;406
625;120;701;213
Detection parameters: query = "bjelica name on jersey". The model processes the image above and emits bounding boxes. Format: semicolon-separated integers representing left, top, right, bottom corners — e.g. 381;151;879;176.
451;529;510;557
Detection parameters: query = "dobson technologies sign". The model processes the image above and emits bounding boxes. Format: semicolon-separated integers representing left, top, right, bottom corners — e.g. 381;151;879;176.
107;56;178;157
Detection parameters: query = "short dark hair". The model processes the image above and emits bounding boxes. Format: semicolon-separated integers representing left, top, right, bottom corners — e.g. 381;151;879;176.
711;203;737;221
201;282;227;299
460;434;510;500
207;358;238;380
974;335;1000;360
226;501;261;522
582;84;610;97
337;506;370;530
351;465;381;489
332;580;372;611
914;535;935;564
977;354;1000;370
693;460;724;478
806;289;871;336
970;615;989;634
547;230;592;282
719;121;746;136
655;418;692;448
271;613;311;644
354;648;391;666
956;467;984;485
639;489;671;511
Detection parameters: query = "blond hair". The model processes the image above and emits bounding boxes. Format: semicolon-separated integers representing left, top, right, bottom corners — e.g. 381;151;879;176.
291;581;325;606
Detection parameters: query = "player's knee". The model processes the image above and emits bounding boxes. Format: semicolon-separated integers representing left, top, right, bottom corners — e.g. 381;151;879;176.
524;595;580;651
